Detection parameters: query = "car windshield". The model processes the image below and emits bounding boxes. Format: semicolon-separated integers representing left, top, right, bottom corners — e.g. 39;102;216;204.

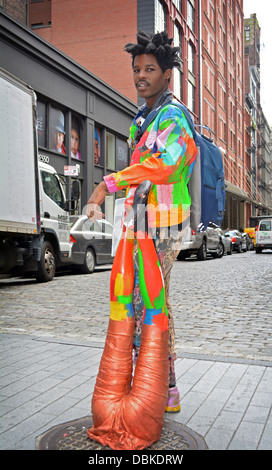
70;216;113;234
96;220;113;234
259;220;271;231
69;216;81;228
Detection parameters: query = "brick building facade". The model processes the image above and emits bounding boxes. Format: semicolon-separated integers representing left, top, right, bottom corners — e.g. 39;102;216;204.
244;14;272;219
2;0;272;227
27;0;251;228
201;0;247;229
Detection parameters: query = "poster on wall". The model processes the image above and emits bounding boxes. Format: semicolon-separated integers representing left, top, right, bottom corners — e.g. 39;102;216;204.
94;127;102;165
71;116;82;160
49;107;66;154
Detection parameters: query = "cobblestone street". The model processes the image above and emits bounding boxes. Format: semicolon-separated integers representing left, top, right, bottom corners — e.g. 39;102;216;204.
1;249;272;451
1;250;271;362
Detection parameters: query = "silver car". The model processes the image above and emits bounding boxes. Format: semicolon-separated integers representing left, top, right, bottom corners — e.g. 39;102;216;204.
216;228;232;255
177;226;225;261
66;215;114;273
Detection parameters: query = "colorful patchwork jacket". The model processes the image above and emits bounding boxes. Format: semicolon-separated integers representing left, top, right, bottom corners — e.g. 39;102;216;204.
103;99;197;228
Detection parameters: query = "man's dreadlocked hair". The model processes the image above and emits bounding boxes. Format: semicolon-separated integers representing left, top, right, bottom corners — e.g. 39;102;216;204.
124;30;181;72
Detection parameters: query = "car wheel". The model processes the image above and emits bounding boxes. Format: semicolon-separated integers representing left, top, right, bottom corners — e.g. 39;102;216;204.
197;239;207;260
36;240;56;282
215;241;224;258
177;251;189;261
227;244;232;255
237;243;242;253
81;247;96;274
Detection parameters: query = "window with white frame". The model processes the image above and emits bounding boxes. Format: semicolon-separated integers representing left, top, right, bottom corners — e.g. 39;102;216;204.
188;42;195;74
173;23;183;100
187;0;195;32
173;0;181;12
155;0;166;32
188;81;195;113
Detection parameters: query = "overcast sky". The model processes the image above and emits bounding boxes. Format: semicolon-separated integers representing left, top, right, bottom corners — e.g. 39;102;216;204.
243;0;272;126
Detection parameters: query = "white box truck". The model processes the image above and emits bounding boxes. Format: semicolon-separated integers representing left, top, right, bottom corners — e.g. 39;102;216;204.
0;68;79;281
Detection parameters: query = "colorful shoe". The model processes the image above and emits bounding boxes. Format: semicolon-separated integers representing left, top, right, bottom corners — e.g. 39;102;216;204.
165;386;181;412
132;347;139;365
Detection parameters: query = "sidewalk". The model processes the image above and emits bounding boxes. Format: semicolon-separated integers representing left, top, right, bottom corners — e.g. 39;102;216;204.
0;332;271;451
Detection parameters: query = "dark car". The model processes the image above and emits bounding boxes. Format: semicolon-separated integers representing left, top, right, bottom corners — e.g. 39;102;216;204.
242;232;254;251
66;215;114;273
224;230;247;253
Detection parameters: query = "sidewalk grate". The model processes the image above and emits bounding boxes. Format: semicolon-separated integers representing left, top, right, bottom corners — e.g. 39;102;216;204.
36;416;208;451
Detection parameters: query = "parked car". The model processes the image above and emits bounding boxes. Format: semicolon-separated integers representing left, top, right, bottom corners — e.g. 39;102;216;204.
242;232;254;251
177;226;225;261
224;230;247;253
66;215;114;273
244;226;256;247
216;228;232;255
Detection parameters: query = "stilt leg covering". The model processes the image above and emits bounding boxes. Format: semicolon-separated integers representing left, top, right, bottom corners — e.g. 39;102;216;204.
87;317;169;450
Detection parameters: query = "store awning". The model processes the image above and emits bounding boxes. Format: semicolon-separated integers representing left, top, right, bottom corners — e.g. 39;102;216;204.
225;181;248;199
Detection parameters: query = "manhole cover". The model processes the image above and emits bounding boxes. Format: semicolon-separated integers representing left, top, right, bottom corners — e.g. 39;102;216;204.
36;416;207;450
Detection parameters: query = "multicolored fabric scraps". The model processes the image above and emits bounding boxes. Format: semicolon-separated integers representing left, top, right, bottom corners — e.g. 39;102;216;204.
104;102;197;228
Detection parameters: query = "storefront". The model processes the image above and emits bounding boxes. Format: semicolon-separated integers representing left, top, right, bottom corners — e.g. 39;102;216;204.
0;11;137;223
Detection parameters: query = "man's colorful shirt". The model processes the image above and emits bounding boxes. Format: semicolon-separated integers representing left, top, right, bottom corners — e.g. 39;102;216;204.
104;101;197;228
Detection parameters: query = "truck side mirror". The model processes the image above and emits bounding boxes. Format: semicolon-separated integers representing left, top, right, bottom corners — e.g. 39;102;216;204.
72;180;80;200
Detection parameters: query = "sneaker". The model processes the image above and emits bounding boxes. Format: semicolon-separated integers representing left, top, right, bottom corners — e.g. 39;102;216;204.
132;347;139;365
165;386;181;412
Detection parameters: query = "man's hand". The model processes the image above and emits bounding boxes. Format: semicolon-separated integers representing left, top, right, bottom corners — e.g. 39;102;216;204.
86;181;108;221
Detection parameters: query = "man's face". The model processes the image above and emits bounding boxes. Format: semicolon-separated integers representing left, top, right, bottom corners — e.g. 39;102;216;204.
132;54;171;108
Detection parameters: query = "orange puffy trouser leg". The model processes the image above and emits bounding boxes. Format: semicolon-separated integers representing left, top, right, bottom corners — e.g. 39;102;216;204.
87;317;169;449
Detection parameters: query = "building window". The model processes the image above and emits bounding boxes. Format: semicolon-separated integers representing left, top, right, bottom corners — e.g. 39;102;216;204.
116;137;129;171
155;0;166;32
37;100;47;148
187;0;195;33
29;0;51;28
173;23;183;101
173;0;181;12
188;42;195;75
106;131;115;170
188;41;196;112
188;81;195;113
245;27;250;42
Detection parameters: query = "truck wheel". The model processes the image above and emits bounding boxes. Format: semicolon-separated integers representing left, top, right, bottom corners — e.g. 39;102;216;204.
36;241;56;282
81;247;95;274
197;239;207;260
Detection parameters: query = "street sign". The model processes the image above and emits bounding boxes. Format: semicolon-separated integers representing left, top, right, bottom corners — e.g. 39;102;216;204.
64;165;79;176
